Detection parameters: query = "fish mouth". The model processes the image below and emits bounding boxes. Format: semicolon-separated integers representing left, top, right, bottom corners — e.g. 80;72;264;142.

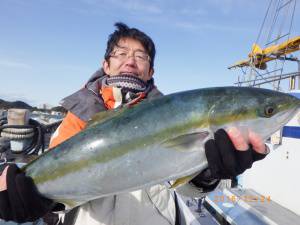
277;97;300;118
278;107;299;124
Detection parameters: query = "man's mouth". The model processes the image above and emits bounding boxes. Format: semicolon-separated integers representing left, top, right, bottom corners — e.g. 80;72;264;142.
120;72;138;76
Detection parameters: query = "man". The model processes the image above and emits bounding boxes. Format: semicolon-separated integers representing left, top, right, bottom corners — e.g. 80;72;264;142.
0;23;268;225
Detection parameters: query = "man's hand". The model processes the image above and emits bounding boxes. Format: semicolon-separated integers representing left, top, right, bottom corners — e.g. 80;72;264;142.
0;164;55;223
204;127;269;179
0;166;8;191
191;127;269;190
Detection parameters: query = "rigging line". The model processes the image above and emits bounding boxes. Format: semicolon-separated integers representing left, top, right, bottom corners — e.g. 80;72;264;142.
266;0;282;46
277;0;290;40
250;67;261;86
267;0;281;45
239;71;300;83
253;67;273;85
267;1;296;90
281;0;297;73
267;0;295;45
273;59;280;89
234;72;300;85
288;0;297;37
256;0;273;45
279;0;293;10
276;0;296;85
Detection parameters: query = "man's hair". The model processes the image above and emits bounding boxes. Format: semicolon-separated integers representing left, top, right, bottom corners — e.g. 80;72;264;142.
104;22;156;69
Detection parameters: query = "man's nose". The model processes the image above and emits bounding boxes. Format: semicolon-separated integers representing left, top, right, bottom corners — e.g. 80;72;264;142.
124;54;137;66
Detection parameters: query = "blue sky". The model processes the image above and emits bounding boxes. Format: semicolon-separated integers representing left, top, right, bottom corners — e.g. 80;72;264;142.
1;0;299;106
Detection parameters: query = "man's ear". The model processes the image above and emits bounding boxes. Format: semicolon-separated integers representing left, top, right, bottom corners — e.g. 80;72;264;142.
148;68;154;79
102;60;110;74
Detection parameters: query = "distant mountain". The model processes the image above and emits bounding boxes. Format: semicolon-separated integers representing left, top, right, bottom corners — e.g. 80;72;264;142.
0;99;33;110
0;98;68;115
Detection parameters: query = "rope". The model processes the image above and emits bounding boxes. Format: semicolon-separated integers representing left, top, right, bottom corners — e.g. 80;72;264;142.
0;117;46;155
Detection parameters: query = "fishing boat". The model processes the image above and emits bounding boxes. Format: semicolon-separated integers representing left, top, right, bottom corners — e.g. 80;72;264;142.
190;0;300;224
0;109;63;225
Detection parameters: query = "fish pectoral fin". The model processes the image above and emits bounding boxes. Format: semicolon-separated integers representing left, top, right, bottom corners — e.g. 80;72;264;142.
162;131;210;151
170;172;199;189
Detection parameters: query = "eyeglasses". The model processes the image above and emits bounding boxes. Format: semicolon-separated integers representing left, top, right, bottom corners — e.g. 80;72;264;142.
110;48;150;63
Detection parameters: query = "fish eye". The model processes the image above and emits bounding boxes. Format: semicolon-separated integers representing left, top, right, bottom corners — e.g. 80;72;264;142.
264;106;275;117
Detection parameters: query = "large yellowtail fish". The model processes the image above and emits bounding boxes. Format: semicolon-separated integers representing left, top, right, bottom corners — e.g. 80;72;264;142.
22;87;300;209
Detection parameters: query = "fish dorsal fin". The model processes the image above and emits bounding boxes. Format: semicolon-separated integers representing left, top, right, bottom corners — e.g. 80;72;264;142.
162;131;210;151
87;107;126;128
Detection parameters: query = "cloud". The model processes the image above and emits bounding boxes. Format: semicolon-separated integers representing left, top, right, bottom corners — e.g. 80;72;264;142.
177;8;207;17
79;0;163;15
62;0;261;34
175;21;199;30
207;0;264;15
116;0;162;14
207;0;234;15
173;20;253;33
0;59;32;69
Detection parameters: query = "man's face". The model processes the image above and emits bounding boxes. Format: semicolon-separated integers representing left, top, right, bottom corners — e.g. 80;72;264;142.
103;38;154;82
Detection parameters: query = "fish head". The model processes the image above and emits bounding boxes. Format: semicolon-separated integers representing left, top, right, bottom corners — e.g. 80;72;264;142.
208;87;300;140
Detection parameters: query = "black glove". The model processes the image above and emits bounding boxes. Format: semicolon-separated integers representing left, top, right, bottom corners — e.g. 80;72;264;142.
0;164;55;223
191;129;268;190
203;129;268;180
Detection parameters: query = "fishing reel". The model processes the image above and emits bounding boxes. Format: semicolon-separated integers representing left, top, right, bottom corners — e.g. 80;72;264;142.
0;109;61;167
